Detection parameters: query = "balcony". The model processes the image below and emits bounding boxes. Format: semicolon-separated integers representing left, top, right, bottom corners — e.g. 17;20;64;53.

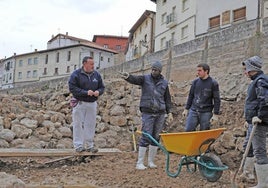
166;13;176;28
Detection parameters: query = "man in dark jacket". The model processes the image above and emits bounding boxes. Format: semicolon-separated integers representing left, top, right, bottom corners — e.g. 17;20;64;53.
242;56;268;186
120;61;173;170
182;63;221;131
68;56;105;153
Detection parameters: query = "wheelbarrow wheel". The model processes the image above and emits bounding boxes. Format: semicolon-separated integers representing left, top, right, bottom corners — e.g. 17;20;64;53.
198;153;223;182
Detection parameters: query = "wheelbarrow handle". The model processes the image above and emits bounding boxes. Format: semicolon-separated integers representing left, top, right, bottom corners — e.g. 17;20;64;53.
136;130;169;154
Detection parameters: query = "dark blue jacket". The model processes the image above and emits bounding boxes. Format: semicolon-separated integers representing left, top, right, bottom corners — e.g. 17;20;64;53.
186;76;221;114
245;72;268;123
68;68;105;102
126;74;171;114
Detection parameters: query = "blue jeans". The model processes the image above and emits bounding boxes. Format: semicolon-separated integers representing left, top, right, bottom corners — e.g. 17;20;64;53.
185;109;212;132
139;113;165;147
242;123;254;157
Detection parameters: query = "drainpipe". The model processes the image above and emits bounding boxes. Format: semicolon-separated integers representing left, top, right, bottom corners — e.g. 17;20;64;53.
257;0;261;33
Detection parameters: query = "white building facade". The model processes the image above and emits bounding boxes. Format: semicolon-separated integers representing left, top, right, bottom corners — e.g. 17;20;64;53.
196;0;259;36
1;34;117;89
152;0;196;52
151;0;260;52
126;10;156;61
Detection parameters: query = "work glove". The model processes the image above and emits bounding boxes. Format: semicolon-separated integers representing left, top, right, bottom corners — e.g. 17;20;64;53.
165;113;173;124
252;116;262;125
119;72;129;79
210;114;219;126
182;109;188;118
243;121;248;129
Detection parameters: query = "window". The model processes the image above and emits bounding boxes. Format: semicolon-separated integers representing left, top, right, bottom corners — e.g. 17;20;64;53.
166;13;174;24
144;34;147;43
18;72;22;79
233;7;246;22
19;60;23;67
67;66;70;73
100;56;103;61
90;51;94;58
209;15;220;29
67;51;71;61
43;68;47;75
6;62;10;71
161;37;166;49
56;52;59;63
182;0;189;12
133;45;138;56
222;10;231;25
28;58;32;65
34;57;38;65
116;45;121;50
161;13;167;24
33;70;38;78
27;71;31;78
108;58;110;63
171;32;175;45
74;65;77;70
54;68;58;75
45;54;48;64
9;73;12;80
181;25;188;39
104;44;108;48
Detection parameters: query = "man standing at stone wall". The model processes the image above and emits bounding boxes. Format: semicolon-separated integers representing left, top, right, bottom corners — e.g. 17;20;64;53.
182;63;221;131
120;61;173;170
68;56;105;153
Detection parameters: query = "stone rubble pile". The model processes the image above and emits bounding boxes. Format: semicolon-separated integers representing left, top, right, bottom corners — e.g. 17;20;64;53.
0;79;249;168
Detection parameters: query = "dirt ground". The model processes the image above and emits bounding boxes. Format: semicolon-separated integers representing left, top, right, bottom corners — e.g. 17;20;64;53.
0;150;255;188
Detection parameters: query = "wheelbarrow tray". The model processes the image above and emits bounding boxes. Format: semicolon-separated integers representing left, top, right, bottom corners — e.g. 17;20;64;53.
159;128;226;156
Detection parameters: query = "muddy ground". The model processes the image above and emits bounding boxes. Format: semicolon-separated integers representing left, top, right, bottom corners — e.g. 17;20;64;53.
0;149;255;188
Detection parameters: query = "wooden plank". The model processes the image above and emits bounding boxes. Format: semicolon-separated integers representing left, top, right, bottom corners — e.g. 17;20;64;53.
26;184;97;188
42;156;75;164
0;148;121;157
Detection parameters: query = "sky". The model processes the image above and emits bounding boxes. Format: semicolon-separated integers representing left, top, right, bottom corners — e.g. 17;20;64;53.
0;0;156;59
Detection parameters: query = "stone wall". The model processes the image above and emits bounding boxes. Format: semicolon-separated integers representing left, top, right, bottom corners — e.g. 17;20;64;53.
100;19;268;100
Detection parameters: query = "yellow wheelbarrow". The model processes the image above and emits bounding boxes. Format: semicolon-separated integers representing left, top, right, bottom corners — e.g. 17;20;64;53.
138;128;228;182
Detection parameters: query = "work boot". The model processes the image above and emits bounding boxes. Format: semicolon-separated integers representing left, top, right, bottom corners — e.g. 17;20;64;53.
148;145;158;168
136;146;147;170
250;163;268;188
240;157;255;183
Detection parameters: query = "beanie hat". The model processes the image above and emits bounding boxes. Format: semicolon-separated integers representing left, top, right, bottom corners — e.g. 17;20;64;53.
152;61;162;72
242;56;263;72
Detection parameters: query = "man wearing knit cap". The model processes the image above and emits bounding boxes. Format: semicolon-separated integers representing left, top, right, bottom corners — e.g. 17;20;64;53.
242;56;268;186
119;61;173;170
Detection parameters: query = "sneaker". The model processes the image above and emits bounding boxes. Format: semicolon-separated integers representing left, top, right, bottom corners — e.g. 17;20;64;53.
86;147;98;153
75;147;85;153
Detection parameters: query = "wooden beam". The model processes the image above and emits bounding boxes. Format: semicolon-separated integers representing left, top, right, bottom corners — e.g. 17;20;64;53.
26;184;97;188
0;148;121;157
